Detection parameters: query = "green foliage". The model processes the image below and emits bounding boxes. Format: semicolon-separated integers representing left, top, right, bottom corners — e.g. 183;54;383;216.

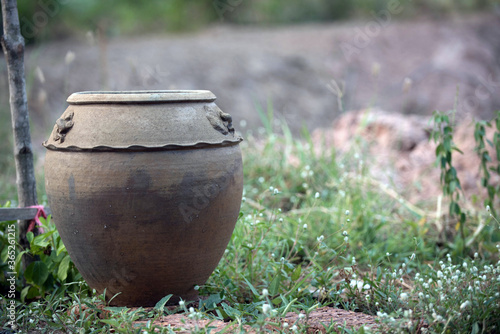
431;110;500;259
0;205;83;303
431;110;467;249
474;111;500;218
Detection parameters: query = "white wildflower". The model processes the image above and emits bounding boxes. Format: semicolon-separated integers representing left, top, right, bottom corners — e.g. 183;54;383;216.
460;301;471;310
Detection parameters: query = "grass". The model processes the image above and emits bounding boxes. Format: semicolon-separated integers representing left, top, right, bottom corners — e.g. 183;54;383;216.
1;114;499;333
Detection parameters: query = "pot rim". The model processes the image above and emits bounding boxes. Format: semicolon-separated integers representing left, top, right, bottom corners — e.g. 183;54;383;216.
67;90;217;104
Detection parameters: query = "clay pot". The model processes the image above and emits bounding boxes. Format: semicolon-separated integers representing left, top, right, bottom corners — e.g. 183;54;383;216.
43;91;243;306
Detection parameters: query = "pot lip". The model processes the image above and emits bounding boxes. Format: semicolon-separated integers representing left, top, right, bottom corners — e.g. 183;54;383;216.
67;90;217;104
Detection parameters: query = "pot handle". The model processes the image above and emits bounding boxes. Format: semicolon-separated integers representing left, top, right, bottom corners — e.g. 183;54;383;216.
204;105;234;135
52;111;75;143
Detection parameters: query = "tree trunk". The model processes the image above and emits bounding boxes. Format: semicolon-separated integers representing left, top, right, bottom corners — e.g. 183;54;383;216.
1;0;39;259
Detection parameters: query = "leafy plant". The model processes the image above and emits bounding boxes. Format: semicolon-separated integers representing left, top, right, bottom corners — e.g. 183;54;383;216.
474;111;500;218
0;206;83;302
431;110;467;250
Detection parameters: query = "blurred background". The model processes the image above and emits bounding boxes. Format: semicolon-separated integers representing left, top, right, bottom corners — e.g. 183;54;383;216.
1;0;500;201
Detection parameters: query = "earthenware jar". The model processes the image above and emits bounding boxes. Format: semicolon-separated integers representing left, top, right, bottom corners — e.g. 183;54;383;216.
43;90;243;306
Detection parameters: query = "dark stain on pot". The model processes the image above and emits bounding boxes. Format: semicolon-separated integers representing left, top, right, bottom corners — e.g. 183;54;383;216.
68;174;76;201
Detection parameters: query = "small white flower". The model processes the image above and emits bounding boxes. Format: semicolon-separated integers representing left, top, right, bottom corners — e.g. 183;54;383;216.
400;292;408;301
386;252;391;257
262;303;271;315
258;177;265;183
298;313;305;319
486;205;491;213
262;289;269;297
194;285;200;290
344;236;349;243
291;325;298;331
345;210;350;215
314;192;320;199
410;253;416;261
317;235;324;243
179;300;185;306
283;322;289;328
474;252;478;258
343;231;348;236
274;188;279;194
303;224;308;229
279;218;284;223
460;301;471;310
189;307;194;313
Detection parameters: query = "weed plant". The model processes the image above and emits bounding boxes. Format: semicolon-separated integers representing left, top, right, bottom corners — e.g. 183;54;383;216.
1;112;499;333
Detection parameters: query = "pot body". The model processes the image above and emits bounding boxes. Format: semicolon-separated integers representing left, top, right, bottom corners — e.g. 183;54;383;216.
44;91;243;306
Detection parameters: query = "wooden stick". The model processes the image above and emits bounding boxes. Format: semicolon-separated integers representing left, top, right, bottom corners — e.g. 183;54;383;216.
0;207;51;221
1;0;39;258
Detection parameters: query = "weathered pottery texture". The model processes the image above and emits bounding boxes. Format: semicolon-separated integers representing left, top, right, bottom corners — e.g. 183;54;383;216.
43;90;243;306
